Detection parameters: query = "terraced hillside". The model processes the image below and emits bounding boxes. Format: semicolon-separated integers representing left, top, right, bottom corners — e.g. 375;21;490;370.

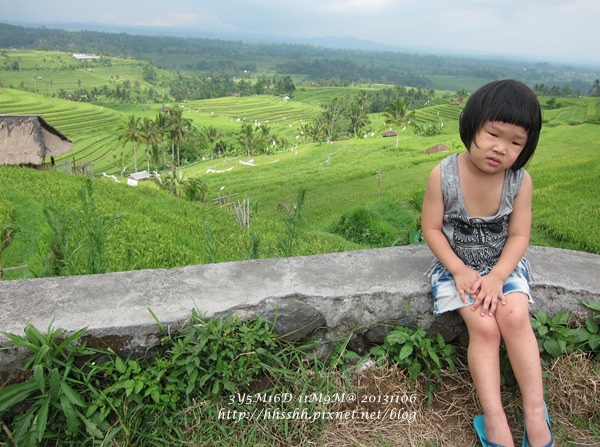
0;49;160;96
0;88;124;172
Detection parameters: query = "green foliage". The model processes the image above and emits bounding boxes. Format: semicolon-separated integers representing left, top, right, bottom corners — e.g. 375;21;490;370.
531;310;579;361
530;302;600;362
0;224;17;270
412;122;444;136
0;88;599;281
0;322;101;445
332;199;420;248
277;188;307;257
369;326;455;404
0;312;341;446
203;221;219;263
332;207;394;246
408;228;426;244
94;312;279;418
248;231;262;259
0;190;13;228
32;178;122;277
573;299;600;359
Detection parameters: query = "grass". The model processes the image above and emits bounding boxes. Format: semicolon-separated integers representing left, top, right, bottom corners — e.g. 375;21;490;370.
1;47;599;447
0;315;598;447
0;50;163;95
0;90;599;280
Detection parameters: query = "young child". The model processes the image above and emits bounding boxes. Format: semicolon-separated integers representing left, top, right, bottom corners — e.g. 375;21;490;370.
421;80;554;447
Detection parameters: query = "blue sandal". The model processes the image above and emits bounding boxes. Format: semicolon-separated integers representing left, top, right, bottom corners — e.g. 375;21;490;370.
474;415;508;447
521;402;554;447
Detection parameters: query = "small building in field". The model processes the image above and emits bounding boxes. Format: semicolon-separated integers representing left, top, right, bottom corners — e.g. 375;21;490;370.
127;170;152;186
0;115;73;167
381;129;398;137
72;53;101;61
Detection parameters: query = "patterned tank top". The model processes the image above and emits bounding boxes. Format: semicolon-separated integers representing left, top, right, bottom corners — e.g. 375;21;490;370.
431;153;524;272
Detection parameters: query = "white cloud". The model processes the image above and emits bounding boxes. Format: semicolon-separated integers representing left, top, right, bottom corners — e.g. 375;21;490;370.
318;0;393;14
1;0;599;64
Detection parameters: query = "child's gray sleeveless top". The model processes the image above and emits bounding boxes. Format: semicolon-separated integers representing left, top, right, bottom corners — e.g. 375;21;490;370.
427;153;527;274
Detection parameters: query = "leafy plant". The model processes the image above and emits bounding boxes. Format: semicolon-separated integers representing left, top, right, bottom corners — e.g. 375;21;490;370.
0;322;103;446
166;311;280;396
573;299;600;359
530;310;578;361
409;227;425;244
369;326;455;404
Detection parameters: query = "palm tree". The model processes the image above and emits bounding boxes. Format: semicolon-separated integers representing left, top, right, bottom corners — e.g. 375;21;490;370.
356;89;371;112
348;104;370;137
139;117;161;172
237;123;259;157
318;97;349;142
153;113;170;167
382;97;415;148
117;115;141;172
201;125;221;145
167;108;192;167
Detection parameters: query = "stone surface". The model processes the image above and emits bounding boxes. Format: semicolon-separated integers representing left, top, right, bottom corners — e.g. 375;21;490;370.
1;245;599;383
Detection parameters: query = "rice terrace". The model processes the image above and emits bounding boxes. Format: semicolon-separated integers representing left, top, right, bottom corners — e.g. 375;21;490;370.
0;23;599;447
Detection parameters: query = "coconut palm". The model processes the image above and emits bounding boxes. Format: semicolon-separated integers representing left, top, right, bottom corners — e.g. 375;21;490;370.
167;108;192;167
356;89;371;112
117;115;141;172
382;97;415;148
237;123;260;157
348;103;370;137
139;117;160;172
153;113;170;167
201;125;221;145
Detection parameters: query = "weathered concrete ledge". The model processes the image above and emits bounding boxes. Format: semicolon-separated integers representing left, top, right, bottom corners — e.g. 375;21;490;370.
1;245;599;383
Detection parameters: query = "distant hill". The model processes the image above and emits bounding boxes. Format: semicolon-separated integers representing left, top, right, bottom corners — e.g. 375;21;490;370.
1;22;598;93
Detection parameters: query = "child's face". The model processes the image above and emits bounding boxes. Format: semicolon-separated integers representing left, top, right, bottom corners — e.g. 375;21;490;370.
470;121;528;172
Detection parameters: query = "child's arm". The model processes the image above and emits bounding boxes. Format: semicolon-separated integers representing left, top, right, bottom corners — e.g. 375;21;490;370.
422;165;481;303
471;171;533;315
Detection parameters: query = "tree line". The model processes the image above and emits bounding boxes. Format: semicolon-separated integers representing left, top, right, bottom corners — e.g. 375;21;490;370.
2;22;598;93
115;86;437;180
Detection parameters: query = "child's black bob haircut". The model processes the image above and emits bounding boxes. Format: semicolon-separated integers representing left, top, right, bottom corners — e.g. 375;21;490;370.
459;79;542;171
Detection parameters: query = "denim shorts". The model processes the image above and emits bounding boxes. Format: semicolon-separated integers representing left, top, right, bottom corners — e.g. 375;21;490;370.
428;258;533;315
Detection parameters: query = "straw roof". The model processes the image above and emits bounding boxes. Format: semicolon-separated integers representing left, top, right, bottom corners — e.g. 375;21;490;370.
0;115;73;166
424;143;450;154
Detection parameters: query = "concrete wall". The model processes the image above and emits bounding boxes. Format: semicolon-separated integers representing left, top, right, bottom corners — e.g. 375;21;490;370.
1;245;599;383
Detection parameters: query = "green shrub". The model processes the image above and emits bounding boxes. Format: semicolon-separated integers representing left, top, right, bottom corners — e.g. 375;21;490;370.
530;302;600;362
331;207;394;246
369;326;456;404
0;323;102;446
530;310;578;361
0;312;302;445
573;299;600;359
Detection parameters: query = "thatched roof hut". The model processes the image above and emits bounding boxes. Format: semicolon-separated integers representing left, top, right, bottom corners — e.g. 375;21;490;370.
424;143;450;154
382;129;398;137
0;115;73;166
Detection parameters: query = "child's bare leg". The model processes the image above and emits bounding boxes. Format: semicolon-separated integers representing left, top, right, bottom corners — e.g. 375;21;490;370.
459;307;515;446
495;293;553;446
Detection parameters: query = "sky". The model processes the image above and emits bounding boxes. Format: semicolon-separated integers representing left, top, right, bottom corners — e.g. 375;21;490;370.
2;0;600;65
